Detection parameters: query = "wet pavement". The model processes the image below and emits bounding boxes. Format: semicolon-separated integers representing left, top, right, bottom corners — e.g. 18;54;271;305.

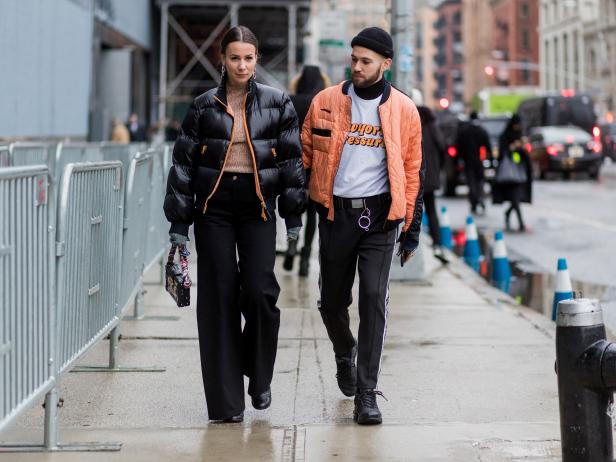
1;240;566;461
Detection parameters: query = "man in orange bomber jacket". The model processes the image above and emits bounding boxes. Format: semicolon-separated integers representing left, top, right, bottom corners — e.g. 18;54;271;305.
302;27;424;426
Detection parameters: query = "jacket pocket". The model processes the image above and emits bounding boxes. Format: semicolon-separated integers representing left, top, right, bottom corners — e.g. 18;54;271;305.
311;128;331;137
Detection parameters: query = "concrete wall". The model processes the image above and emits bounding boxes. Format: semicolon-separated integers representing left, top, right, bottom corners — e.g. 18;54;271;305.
96;0;152;49
0;0;93;138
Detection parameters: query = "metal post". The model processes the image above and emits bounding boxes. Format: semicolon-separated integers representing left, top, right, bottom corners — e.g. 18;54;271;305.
109;326;120;370
230;3;239;28
158;4;169;132
288;4;297;87
556;298;614;461
390;0;414;93
133;281;145;319
43;389;59;450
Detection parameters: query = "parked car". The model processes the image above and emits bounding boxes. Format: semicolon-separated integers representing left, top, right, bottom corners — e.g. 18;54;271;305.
599;123;616;161
528;126;603;179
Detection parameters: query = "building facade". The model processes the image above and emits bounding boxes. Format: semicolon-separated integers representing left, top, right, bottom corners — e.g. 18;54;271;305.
415;5;438;108
488;0;539;88
433;0;464;111
539;0;599;92
461;0;494;103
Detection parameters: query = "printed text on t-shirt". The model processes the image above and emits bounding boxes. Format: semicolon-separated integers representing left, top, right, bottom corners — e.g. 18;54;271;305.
345;123;384;148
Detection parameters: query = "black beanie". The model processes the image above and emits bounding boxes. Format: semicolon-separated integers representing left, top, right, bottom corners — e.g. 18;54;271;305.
351;27;394;59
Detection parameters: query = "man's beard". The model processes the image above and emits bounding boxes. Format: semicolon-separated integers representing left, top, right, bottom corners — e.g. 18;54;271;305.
352;68;383;88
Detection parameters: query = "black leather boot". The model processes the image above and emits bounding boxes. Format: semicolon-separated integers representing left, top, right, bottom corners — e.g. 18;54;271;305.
335;343;357;397
283;240;297;271
251;388;272;410
353;389;386;425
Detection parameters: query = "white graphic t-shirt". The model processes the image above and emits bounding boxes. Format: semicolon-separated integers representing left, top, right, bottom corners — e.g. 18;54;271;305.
333;85;390;198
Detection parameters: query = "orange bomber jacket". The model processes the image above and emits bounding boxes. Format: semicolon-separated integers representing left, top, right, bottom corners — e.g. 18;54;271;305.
302;80;423;233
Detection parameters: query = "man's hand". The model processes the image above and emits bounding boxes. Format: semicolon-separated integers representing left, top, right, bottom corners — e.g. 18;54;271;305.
396;232;419;267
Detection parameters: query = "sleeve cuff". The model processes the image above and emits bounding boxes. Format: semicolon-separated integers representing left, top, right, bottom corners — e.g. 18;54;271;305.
285;214;302;230
169;222;190;236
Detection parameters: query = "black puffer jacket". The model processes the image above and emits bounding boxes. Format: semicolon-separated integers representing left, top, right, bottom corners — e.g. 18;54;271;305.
164;79;307;235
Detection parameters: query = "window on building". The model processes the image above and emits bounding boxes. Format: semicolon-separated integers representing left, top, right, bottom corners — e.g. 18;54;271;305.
520;59;531;83
520;2;529;18
521;28;530;51
416;56;423;82
453;11;461;25
416;22;423;49
453;31;462;43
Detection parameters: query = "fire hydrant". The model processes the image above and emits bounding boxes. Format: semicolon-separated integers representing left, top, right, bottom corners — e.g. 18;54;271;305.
556;298;616;461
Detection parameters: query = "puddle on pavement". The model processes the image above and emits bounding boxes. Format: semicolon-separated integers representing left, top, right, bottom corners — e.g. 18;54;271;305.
452;232;616;334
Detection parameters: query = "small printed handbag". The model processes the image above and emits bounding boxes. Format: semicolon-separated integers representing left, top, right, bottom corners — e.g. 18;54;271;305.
165;244;191;307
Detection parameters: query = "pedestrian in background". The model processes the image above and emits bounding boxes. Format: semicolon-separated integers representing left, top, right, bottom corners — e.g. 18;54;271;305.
303;27;423;425
283;64;331;276
493;114;532;232
417;105;448;264
127;112;148;142
455;111;491;214
164;25;307;423
110;117;130;143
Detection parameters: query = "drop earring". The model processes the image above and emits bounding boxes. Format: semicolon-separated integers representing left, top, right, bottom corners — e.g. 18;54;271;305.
221;65;226;81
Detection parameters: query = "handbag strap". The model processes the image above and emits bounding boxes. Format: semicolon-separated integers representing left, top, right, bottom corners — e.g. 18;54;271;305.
168;244;192;288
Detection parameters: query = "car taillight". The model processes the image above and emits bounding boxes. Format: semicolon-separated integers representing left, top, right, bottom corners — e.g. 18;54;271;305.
592;126;602;153
547;145;560;156
593;126;601;138
525;143;532;153
479;146;487;161
587;141;602;153
448;146;457;157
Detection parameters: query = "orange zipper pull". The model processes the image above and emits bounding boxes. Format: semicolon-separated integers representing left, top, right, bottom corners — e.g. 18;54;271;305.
261;203;267;221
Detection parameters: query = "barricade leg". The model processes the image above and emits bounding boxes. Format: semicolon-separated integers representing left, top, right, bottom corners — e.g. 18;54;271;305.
71;323;165;373
0;387;122;452
133;282;145;319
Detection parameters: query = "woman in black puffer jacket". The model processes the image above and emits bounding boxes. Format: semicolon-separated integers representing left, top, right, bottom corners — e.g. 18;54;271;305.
163;26;307;423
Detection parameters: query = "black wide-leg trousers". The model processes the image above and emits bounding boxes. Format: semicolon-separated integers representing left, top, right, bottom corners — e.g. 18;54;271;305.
193;173;280;420
317;200;397;390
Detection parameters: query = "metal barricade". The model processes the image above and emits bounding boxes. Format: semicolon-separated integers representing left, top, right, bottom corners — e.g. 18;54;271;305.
55;162;124;374
8;142;51;167
118;153;154;317
0;166;54;433
0;146;9;167
143;147;168;276
53;143;102;182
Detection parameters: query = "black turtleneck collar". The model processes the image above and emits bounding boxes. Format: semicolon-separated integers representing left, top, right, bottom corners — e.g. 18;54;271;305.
353;77;385;100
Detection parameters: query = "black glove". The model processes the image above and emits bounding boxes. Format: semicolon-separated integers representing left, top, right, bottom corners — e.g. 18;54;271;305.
396;231;419;267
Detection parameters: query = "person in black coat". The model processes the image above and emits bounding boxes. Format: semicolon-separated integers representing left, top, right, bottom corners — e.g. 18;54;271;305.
283;65;330;276
163;26;307;423
417;105;448;263
455;111;491;214
492;114;532;232
127;113;148;142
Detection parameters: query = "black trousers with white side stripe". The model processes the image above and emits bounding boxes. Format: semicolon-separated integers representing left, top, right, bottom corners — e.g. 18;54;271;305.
317;200;397;390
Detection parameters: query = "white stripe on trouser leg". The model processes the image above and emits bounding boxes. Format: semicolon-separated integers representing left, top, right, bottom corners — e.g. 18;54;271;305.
376;229;397;383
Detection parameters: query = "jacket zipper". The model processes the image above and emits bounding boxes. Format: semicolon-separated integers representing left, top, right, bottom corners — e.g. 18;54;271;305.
242;94;268;221
202;98;235;214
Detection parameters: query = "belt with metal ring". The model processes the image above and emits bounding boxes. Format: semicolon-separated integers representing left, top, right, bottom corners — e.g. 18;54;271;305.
333;193;391;210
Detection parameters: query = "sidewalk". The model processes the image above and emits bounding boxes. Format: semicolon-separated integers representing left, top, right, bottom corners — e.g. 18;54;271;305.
0;241;562;461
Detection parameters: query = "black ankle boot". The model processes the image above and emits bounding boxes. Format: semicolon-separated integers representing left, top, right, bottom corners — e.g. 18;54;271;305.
335;343;357;397
251;388;272;410
283;241;298;271
353;389;386;425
